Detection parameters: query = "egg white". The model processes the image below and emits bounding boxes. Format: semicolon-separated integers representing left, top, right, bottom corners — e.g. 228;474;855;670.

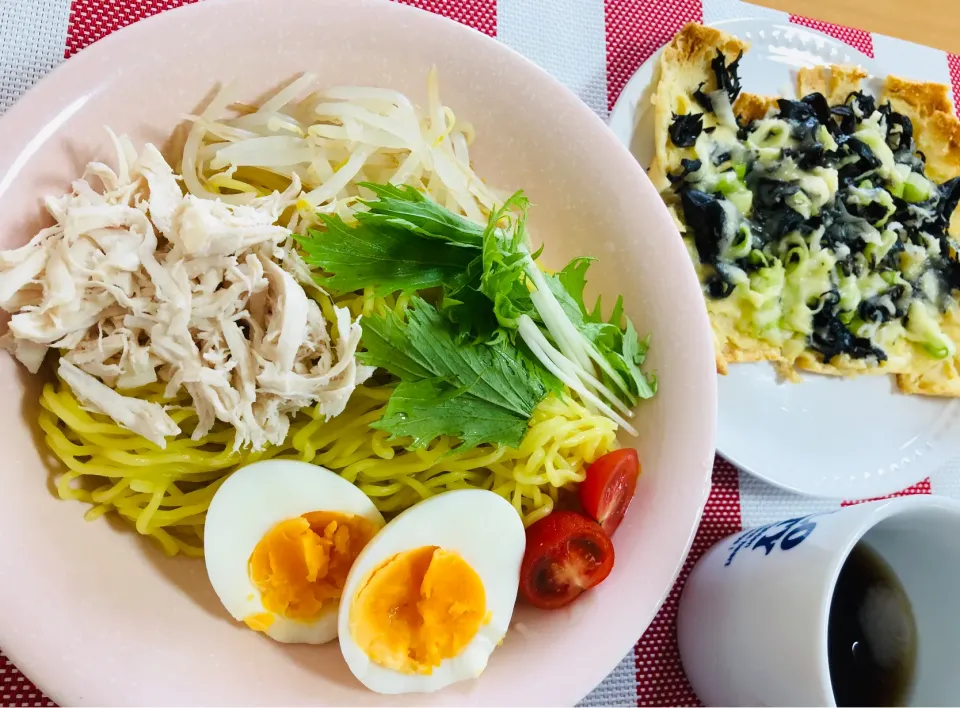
337;489;526;694
204;459;385;645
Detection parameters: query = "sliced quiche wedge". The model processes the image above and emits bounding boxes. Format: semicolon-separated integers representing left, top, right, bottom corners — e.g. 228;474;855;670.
652;22;960;394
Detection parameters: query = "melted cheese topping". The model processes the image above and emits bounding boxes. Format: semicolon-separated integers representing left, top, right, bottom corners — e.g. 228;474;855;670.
664;82;960;376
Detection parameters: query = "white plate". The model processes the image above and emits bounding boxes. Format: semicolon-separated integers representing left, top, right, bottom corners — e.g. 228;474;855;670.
608;18;960;498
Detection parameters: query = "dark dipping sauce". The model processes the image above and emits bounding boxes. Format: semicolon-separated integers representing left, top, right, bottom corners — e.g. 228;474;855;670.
828;543;918;707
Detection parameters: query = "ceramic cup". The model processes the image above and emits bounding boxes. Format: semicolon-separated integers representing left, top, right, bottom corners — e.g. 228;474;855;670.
677;495;960;706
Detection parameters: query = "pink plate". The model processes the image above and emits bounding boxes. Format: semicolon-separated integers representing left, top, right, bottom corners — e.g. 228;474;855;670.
0;0;716;704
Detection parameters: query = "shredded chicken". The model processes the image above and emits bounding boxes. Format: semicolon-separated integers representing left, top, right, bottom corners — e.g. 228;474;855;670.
0;132;373;450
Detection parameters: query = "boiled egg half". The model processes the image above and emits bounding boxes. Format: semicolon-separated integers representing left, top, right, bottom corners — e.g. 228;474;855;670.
204;460;384;644
338;489;525;694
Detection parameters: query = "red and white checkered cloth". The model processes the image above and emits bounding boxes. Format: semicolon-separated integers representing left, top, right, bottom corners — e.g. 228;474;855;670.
2;0;960;705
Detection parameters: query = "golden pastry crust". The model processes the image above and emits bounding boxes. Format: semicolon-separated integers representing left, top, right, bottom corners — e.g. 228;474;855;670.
897;366;960;396
794;353;892;377
714;337;783;374
733;92;778;123
796;64;868;105
661;21;746;65
918;111;960;185
883;74;953;119
897;365;960;396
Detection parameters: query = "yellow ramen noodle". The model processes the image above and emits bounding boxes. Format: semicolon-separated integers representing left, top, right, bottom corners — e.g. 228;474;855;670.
40;384;616;557
39;288;618;558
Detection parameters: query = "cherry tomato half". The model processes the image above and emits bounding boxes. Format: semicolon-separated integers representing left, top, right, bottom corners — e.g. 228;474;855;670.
519;511;615;610
578;448;640;536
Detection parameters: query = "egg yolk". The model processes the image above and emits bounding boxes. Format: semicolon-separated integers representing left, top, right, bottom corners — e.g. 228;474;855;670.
247;511;377;625
349;545;488;674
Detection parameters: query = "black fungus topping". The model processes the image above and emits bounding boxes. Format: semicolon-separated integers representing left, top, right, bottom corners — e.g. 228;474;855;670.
712;149;733;167
693;82;714;113
936;258;960;297
877;238;905;271
886;112;914;154
667;158;703;185
753;178;800;209
844;137;881;169
876;101;894;129
783;113;826;170
803;93;833;127
711;49;743;103
937;177;960;228
705;272;736;298
830;104;857;135
820;195;872;254
677;75;960;362
846;91;877;120
891;194;919;226
797;143;826;171
809;290;888;363
858;285;906;324
669;112;705;148
835;136;882;187
745;177;808;243
847;199;890;227
776;97;818;124
754;208;806;245
681;189;728;266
